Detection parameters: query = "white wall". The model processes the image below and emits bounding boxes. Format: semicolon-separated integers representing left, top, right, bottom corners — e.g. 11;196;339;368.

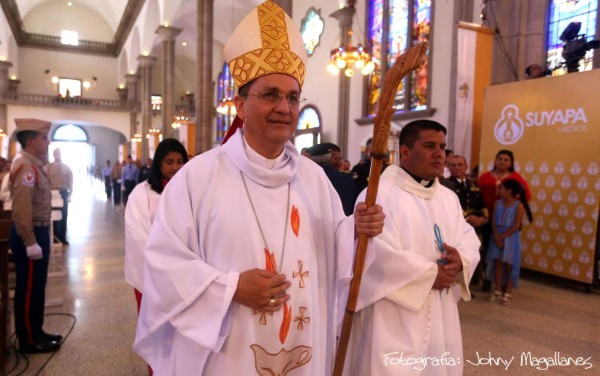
293;2;346;155
23;1;114;42
17;48;119;99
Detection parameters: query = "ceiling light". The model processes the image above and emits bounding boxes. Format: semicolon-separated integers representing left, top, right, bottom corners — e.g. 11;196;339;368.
182;42;187;47
67;1;72;6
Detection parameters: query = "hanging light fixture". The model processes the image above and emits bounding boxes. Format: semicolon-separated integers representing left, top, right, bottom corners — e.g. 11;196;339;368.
171;115;189;130
327;29;375;77
216;97;237;116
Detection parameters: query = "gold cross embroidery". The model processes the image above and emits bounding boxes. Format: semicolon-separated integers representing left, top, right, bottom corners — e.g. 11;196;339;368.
292;260;309;288
294;307;310;330
253;308;273;325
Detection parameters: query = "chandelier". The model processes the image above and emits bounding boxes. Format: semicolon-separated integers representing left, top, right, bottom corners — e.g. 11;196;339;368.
327;30;375;77
131;133;143;143
216;97;237;116
146;128;161;139
171;115;189;130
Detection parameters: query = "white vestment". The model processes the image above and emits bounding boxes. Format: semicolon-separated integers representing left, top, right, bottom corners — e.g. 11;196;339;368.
134;130;360;375
344;166;480;376
124;182;161;292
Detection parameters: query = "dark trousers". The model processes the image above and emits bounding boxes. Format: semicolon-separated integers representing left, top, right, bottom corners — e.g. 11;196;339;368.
112;181;122;205
123;180;136;205
104;176;112;198
52;189;69;243
10;225;51;346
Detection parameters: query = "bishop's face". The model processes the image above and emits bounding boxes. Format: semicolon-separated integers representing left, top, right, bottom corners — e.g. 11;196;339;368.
235;74;301;159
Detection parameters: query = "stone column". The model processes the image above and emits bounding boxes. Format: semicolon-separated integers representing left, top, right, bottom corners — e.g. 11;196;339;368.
137;55;157;161
116;87;128;104
330;6;355;156
196;0;214;153
0;61;12;133
125;73;140;140
156;25;183;138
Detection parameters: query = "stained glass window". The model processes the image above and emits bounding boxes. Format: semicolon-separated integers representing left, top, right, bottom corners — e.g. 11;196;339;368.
547;0;598;75
301;8;325;57
294;105;321;152
367;0;431;116
216;63;236;143
52;124;87;142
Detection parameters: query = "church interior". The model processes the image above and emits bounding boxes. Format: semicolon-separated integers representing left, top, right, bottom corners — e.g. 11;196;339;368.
0;0;599;374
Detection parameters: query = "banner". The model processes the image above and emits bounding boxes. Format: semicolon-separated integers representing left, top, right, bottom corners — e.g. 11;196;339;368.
454;22;493;167
480;69;600;284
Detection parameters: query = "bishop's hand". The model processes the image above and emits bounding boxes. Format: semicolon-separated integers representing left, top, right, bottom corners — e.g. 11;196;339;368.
233;268;291;312
354;202;385;237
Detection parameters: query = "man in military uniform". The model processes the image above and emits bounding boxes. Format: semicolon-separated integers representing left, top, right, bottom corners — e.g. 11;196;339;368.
442;154;488;286
350;138;372;192
48;148;73;245
10;118;62;353
351;138;389;192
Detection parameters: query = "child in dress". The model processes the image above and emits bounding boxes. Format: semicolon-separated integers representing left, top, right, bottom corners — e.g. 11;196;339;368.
487;179;532;305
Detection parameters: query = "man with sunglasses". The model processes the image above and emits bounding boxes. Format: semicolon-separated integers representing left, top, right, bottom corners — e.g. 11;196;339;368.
134;2;384;375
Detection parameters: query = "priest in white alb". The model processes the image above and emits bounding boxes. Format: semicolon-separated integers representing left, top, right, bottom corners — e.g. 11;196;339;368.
133;1;385;375
344;120;480;375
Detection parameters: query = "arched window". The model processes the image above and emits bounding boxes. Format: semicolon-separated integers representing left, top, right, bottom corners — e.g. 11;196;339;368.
547;0;598;75
294;105;321;152
366;0;432;116
52;124;88;142
216;62;236;143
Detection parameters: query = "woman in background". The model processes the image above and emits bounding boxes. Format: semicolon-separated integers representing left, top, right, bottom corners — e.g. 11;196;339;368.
125;138;188;311
124;138;187;375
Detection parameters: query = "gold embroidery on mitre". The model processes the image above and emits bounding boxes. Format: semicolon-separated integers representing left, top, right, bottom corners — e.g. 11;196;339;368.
228;1;305;88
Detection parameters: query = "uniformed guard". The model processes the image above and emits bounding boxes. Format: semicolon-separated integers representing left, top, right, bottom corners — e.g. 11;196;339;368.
442;154;488;286
10;118;62;353
48;148;73;245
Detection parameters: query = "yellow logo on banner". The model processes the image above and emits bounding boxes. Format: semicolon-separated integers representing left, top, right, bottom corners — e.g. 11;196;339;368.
494;104;525;145
494;103;590;145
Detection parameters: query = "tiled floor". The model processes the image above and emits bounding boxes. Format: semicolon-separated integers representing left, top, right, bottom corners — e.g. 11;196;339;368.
2;175;599;375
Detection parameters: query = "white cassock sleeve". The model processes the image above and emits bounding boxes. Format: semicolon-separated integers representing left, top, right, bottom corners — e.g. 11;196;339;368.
355;184;480;312
124;184;152;292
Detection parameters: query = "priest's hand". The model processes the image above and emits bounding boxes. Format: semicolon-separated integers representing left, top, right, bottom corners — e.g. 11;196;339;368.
441;243;463;273
233;269;291;312
354;202;385;237
432;264;456;290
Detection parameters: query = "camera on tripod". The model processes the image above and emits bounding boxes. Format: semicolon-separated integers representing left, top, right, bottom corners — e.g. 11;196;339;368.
560;21;600;73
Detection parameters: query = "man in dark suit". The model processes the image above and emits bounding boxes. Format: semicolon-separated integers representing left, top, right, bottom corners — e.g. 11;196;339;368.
306;143;359;216
442;155;488;287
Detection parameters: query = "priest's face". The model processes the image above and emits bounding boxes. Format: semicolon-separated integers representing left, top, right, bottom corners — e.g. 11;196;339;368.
235;74;301;159
400;129;446;180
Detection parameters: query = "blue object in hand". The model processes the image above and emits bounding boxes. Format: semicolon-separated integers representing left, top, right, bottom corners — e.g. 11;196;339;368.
434;224;448;265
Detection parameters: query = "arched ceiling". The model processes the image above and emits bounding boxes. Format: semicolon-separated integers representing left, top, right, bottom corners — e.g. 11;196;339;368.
17;0;126;31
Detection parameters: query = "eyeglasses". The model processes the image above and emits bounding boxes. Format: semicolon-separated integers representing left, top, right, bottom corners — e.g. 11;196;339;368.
246;91;306;107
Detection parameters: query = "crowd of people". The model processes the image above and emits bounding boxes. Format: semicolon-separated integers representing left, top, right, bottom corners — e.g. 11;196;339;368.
6;2;535;374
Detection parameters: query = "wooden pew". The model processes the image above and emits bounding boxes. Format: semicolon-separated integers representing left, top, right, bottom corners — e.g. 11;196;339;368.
0;210;12;371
